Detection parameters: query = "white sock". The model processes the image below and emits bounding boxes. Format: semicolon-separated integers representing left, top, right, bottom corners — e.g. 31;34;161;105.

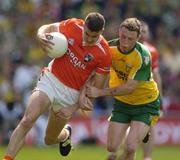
60;128;69;142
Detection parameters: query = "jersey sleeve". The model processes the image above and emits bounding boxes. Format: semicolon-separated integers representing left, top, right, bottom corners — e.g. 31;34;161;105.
130;47;152;81
59;18;79;33
59;19;70;32
95;45;112;75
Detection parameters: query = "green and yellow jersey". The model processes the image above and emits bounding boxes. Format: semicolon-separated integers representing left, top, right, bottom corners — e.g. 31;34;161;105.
108;39;159;105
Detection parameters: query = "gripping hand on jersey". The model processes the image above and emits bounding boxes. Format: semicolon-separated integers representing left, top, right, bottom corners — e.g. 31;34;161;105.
86;85;101;98
79;87;93;111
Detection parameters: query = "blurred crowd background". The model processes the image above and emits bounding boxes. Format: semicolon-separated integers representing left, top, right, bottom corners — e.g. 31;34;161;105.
0;0;180;145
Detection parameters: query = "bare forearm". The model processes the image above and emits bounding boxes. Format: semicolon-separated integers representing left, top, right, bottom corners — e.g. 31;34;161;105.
86;79;138;98
37;25;51;36
98;85;135;97
37;23;59;36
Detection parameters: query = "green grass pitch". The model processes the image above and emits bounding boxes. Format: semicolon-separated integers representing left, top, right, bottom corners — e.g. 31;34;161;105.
0;144;180;160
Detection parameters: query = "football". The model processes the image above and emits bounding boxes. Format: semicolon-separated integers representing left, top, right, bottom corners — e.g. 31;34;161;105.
46;32;68;58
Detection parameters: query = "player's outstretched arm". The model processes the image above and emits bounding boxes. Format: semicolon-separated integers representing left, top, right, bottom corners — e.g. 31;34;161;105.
86;79;138;98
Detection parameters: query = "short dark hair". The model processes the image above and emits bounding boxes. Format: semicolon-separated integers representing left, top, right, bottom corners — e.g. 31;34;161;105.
85;12;105;32
120;18;141;37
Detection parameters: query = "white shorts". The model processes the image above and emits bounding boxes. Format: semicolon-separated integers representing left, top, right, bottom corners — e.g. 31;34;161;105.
34;71;80;111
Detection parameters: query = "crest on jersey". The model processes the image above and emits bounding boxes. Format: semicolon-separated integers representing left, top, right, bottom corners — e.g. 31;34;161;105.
68;38;74;45
125;64;132;72
144;56;150;65
84;53;93;62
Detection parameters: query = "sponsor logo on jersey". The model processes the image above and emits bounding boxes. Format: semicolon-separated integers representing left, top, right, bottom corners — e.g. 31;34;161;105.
68;38;74;45
144;56;150;65
84;53;93;62
66;48;86;69
115;69;128;81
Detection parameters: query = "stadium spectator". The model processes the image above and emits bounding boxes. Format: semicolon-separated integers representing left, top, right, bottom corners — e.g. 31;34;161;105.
86;17;161;160
0;90;24;144
2;12;111;160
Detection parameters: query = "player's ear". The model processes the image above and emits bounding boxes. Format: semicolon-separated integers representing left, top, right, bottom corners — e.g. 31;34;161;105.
137;33;141;41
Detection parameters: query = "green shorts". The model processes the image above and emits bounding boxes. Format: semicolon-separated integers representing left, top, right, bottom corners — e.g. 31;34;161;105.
109;96;161;126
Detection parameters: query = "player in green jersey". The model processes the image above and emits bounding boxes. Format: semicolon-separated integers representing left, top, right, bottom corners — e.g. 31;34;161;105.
86;18;161;160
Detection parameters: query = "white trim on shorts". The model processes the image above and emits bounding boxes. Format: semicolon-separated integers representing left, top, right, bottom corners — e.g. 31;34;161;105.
34;71;80;111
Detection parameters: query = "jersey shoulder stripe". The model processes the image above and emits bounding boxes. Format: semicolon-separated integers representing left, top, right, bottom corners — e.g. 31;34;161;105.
96;42;107;55
136;42;151;57
134;42;151;81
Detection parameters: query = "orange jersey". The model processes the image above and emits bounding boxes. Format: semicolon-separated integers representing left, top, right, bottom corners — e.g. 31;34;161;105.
143;41;159;70
48;18;111;90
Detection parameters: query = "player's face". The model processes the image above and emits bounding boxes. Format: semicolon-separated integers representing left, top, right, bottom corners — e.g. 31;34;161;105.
119;27;139;53
83;26;102;45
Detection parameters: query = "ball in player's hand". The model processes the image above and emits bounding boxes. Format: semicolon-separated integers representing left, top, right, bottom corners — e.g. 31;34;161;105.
46;32;68;58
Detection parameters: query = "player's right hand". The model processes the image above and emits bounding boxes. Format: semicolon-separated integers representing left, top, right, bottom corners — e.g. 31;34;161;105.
37;33;54;53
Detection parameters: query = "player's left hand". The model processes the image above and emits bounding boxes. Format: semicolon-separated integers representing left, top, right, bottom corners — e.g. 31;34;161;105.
37;33;54;54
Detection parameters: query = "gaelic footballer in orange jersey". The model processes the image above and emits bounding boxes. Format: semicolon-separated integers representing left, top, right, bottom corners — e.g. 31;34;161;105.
2;13;111;160
49;18;111;90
